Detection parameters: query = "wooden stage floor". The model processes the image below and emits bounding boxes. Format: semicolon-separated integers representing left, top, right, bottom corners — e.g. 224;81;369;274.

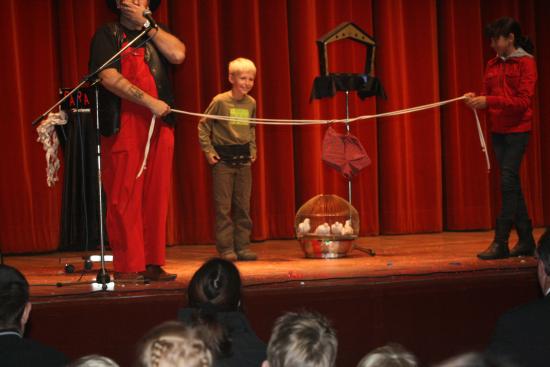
5;228;543;299
5;229;545;366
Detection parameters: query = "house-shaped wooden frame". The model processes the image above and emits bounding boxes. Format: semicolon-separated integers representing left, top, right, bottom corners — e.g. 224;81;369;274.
317;22;376;76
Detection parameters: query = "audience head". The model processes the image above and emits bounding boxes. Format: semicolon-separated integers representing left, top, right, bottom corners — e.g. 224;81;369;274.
0;264;31;332
187;258;241;312
263;311;337;367
135;321;212;367
434;352;516;367
356;343;417;367
186;259;240;358
536;228;550;294
68;354;119;367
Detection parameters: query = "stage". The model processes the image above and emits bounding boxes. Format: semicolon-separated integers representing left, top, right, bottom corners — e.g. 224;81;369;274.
7;229;544;366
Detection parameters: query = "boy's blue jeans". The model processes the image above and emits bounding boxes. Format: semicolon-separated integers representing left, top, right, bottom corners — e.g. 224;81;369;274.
212;162;252;254
492;132;530;223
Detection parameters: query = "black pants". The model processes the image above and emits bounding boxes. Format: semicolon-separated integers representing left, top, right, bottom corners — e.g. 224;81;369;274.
492;132;530;223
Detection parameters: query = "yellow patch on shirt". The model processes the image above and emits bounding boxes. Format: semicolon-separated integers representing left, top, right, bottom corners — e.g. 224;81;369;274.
229;108;250;126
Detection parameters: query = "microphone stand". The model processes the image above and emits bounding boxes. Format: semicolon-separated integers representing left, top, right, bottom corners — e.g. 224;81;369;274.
31;24;155;291
31;24;153;126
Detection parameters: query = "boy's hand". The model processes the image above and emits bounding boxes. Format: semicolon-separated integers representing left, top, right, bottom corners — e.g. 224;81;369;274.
251;155;256;163
206;152;220;165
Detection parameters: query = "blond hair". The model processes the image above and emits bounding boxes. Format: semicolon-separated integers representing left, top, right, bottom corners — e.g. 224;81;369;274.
68;354;119;367
136;321;212;367
267;311;337;367
228;57;256;75
356;344;417;367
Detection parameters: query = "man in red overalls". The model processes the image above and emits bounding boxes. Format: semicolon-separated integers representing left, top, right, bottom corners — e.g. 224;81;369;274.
88;0;185;281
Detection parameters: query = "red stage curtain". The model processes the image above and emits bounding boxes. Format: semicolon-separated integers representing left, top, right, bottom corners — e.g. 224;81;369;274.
1;0;548;253
374;0;443;234
438;0;493;230
534;0;550;225
0;1;62;252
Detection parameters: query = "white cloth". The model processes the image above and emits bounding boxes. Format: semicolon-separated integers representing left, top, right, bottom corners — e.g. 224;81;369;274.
36;111;68;187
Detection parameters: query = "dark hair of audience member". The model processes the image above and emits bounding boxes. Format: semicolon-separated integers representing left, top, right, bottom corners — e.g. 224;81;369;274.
0;264;29;330
188;258;242;311
356;343;417;367
185;258;242;358
135;320;212;367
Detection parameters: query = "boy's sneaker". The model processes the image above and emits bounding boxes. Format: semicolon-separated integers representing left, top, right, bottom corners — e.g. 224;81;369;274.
220;250;238;262
237;249;257;261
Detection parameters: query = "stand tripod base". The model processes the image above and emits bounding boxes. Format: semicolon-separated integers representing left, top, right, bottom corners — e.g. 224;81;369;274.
96;269;111;286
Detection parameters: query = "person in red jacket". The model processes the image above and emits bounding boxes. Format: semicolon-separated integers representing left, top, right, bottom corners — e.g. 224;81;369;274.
465;17;537;260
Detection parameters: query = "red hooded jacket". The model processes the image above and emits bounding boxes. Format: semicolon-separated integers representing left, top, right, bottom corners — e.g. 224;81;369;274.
483;50;537;133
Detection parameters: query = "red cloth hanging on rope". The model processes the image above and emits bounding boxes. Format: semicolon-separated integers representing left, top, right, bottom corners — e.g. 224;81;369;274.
322;126;371;179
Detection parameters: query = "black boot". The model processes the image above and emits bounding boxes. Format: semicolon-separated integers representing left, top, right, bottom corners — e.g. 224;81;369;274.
477;219;512;260
510;219;536;257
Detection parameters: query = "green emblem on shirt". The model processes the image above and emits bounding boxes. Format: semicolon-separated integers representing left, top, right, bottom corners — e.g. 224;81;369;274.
230;108;250;126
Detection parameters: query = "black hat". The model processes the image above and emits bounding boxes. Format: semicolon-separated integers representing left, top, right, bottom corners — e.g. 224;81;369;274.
106;0;161;14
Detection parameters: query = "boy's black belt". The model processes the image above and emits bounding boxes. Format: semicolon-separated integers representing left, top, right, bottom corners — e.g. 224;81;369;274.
214;143;251;165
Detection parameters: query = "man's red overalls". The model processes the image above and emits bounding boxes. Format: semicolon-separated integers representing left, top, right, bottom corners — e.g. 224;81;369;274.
101;41;174;273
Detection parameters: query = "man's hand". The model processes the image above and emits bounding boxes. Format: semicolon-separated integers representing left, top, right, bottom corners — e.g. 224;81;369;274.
251;155;256;163
149;99;171;117
119;1;186;65
118;1;148;29
99;68;172;117
206;152;220;165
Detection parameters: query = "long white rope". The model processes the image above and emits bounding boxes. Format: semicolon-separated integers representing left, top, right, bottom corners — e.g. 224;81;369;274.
37;96;491;187
171;96;467;125
473;108;491;171
347;96;467;123
135;96;490;182
137;115;156;178
171;95;490;171
171;109;330;125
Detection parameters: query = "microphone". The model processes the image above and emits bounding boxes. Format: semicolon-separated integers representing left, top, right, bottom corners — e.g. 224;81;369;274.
143;9;158;29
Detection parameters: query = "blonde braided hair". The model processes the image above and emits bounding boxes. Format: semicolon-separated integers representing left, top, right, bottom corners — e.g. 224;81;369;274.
137;321;212;367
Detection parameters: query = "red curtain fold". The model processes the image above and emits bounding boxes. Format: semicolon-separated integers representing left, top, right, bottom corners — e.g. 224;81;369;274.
1;0;548;253
438;0;492;230
534;0;550;225
374;0;443;234
0;1;62;252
